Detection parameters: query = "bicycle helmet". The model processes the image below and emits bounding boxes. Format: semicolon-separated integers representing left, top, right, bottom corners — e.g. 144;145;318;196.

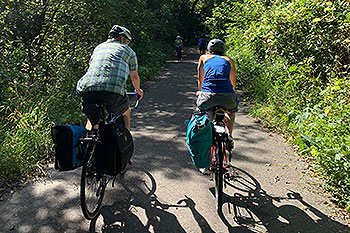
207;39;225;54
176;35;181;39
108;25;132;41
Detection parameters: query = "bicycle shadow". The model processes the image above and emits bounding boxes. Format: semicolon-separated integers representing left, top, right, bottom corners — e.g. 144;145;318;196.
212;167;349;233
88;169;188;233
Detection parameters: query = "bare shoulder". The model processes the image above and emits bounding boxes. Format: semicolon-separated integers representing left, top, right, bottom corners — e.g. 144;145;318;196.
200;54;216;63
221;55;233;62
221;56;235;67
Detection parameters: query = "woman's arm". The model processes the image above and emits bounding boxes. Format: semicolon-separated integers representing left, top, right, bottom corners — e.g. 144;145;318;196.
197;56;205;92
229;59;236;90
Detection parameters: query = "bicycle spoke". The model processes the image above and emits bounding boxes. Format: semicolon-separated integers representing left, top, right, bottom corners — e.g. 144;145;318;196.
80;145;106;220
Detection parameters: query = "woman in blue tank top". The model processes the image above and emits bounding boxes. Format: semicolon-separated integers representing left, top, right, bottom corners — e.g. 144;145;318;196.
196;39;238;141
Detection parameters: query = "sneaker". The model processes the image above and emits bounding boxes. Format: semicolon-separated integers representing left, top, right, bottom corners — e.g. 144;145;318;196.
199;168;210;175
227;135;234;151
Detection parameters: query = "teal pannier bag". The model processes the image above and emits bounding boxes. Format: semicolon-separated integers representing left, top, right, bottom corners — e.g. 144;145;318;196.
186;112;213;168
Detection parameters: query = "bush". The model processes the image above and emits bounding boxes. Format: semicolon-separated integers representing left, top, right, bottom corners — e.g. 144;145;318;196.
0;0;176;187
206;0;350;208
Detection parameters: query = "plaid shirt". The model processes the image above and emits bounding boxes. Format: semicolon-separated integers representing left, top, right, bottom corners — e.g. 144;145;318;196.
76;41;138;95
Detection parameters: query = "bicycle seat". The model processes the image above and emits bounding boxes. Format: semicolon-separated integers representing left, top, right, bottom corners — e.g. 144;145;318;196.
211;106;228;122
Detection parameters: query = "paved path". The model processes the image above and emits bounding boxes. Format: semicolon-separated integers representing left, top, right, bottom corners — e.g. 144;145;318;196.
0;48;349;232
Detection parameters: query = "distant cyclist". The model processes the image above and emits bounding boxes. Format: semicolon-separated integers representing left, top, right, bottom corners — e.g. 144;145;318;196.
198;37;207;55
196;39;238;143
76;25;144;131
174;35;183;62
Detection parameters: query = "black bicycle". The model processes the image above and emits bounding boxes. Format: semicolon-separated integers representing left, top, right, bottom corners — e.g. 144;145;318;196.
210;107;234;211
79;92;140;220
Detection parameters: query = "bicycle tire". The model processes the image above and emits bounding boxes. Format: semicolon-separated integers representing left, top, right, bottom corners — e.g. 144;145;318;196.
80;144;107;220
214;142;224;212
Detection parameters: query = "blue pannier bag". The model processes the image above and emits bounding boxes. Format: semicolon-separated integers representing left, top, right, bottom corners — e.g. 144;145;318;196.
51;124;87;171
186;112;213;168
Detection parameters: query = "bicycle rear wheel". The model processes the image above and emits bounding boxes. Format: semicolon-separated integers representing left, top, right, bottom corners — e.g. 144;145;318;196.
214;142;224;211
80;144;107;220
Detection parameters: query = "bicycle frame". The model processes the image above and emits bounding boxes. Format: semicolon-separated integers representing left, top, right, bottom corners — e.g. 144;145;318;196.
211;108;232;212
79;92;140;220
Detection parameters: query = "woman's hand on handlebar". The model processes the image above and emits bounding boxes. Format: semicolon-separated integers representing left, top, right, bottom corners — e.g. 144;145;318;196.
196;91;201;97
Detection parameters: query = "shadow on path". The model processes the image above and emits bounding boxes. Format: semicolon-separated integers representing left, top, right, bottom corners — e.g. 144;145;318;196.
0;47;348;232
90;169;187;233
215;167;349;233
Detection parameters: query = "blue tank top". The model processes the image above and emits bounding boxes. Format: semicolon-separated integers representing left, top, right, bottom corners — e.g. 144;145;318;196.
201;56;234;93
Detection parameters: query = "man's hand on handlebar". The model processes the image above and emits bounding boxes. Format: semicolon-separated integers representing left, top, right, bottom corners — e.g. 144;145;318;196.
136;89;144;100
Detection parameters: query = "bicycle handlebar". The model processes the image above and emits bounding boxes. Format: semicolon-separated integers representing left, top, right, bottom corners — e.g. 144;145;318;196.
126;92;141;109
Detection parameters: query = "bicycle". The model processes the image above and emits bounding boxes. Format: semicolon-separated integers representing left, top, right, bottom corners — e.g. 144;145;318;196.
209;107;234;212
199;46;206;55
79;92;140;220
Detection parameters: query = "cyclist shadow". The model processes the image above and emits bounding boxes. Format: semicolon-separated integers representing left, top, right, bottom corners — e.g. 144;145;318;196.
89;169;187;233
212;167;349;233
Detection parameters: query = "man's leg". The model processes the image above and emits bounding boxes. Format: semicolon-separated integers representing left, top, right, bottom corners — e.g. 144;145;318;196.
122;107;131;130
85;119;99;130
85;119;92;130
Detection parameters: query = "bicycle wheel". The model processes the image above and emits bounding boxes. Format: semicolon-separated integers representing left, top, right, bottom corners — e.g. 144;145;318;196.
214;142;224;211
80;144;107;220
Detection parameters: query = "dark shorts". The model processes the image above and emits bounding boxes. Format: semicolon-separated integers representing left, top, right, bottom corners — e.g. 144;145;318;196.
81;91;129;124
196;92;238;113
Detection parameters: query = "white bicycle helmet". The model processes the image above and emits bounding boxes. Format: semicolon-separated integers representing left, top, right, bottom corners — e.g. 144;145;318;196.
108;25;132;41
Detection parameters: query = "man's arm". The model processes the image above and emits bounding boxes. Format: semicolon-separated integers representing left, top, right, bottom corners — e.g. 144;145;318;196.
129;70;144;99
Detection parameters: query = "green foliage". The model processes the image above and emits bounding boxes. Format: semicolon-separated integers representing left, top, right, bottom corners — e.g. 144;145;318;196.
206;0;350;207
0;0;206;186
0;104;52;184
293;78;350;206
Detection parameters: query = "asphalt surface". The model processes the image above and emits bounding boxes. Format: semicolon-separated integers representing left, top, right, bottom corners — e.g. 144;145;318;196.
0;48;349;233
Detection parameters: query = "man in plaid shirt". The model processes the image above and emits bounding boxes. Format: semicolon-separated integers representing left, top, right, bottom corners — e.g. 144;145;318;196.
77;25;144;130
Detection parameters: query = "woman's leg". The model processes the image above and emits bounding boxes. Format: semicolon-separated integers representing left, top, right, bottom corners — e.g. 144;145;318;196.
224;112;235;136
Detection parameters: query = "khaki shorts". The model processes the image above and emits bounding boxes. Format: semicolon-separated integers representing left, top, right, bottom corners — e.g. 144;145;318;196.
196;92;238;113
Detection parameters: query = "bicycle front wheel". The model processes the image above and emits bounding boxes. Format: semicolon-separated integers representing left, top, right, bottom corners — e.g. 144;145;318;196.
214;142;224;212
80;144;107;220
